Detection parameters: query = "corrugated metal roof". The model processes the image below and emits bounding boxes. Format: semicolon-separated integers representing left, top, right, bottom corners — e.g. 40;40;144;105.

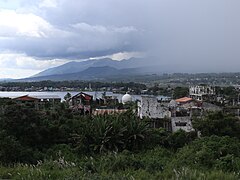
14;95;38;101
32;95;61;99
14;95;61;100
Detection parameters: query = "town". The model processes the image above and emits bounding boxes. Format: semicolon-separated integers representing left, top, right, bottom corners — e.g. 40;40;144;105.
0;0;239;178
1;82;240;178
1;84;240;133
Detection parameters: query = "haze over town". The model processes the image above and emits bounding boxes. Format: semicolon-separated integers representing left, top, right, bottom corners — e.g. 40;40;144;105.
0;0;240;78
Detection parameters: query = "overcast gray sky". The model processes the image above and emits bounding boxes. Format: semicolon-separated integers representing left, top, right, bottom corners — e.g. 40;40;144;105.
0;0;240;78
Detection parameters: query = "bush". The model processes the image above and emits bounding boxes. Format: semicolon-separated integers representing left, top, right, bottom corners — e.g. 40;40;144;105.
169;136;240;171
192;111;240;138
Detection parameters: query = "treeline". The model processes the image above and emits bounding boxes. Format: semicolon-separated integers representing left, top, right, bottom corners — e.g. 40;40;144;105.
1;102;240;178
0;102;156;164
0;80;147;91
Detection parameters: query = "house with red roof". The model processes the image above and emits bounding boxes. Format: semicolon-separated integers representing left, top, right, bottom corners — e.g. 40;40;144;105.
13;95;61;110
68;92;93;115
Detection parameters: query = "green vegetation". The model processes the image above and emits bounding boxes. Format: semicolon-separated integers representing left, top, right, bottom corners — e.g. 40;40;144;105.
0;102;240;179
0;80;147;93
173;87;189;99
193;111;240;138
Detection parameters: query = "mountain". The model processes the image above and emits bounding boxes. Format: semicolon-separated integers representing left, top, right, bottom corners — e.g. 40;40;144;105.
33;58;146;77
19;66;144;82
0;78;13;82
24;57;169;82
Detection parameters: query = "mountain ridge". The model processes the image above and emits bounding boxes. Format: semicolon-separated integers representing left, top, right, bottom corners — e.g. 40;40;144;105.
19;66;145;82
33;58;146;77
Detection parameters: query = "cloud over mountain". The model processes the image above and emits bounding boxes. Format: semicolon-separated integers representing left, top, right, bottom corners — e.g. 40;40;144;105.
1;0;240;78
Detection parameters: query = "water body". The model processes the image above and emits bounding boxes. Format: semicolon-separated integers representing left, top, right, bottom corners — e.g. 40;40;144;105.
0;91;170;102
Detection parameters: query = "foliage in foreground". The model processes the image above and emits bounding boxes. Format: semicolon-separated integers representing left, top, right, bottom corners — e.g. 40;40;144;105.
193;111;240;138
1;104;240;178
0;146;239;180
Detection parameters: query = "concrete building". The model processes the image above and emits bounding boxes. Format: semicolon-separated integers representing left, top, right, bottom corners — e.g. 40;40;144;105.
170;97;197;132
138;94;222;132
138;96;171;130
189;85;216;101
138;96;171;119
170;96;222;132
171;116;194;132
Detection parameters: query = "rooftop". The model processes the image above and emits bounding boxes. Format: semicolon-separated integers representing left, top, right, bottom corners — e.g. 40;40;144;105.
175;97;193;103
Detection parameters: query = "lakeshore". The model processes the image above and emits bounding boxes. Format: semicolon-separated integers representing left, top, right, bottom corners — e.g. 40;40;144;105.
0;91;170;102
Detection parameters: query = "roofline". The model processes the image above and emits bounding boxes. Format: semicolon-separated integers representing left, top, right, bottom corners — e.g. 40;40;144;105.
71;92;93;99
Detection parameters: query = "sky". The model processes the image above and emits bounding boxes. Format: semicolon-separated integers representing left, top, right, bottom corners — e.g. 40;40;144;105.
0;0;240;78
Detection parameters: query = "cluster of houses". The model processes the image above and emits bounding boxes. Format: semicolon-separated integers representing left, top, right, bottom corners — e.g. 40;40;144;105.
66;92;130;115
0;85;228;133
138;85;222;132
138;95;221;132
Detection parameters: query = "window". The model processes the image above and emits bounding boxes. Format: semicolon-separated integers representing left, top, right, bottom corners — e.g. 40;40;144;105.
175;122;187;126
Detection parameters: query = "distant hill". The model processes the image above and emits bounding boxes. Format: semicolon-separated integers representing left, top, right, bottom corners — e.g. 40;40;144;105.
19;66;145;82
33;58;147;77
0;78;13;82
21;57;171;82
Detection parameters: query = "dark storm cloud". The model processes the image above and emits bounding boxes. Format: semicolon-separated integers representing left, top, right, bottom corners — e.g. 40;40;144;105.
1;0;240;72
0;25;142;59
0;0;146;59
145;0;240;72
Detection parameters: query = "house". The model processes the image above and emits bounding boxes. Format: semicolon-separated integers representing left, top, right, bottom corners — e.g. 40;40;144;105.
68;92;93;115
137;94;222;132
34;95;61;104
100;91;119;106
170;98;201;132
170;96;221;132
70;92;93;106
14;95;40;109
13;95;61;109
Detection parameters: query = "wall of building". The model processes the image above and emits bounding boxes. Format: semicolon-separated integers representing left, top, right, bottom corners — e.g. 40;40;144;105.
171;116;194;132
189;85;216;101
138;97;171;119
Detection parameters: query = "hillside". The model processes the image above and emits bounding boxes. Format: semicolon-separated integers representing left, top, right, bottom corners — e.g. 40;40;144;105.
33;58;146;77
19;66;144;82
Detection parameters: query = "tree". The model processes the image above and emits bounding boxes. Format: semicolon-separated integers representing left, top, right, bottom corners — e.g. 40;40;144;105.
192;111;240;138
64;92;71;101
0;104;57;149
173;87;189;99
165;130;197;151
170;136;240;171
72;112;150;153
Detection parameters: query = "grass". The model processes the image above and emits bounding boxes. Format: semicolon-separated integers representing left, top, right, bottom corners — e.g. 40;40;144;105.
0;147;239;180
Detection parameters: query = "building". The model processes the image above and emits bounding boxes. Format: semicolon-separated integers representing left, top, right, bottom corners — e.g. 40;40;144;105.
93;108;127;115
170;97;199;132
189;85;216;101
13;95;61;109
138;96;171;130
170;98;202;132
122;93;132;104
68;92;93;115
101;94;119;106
170;96;221;132
138;96;171;119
